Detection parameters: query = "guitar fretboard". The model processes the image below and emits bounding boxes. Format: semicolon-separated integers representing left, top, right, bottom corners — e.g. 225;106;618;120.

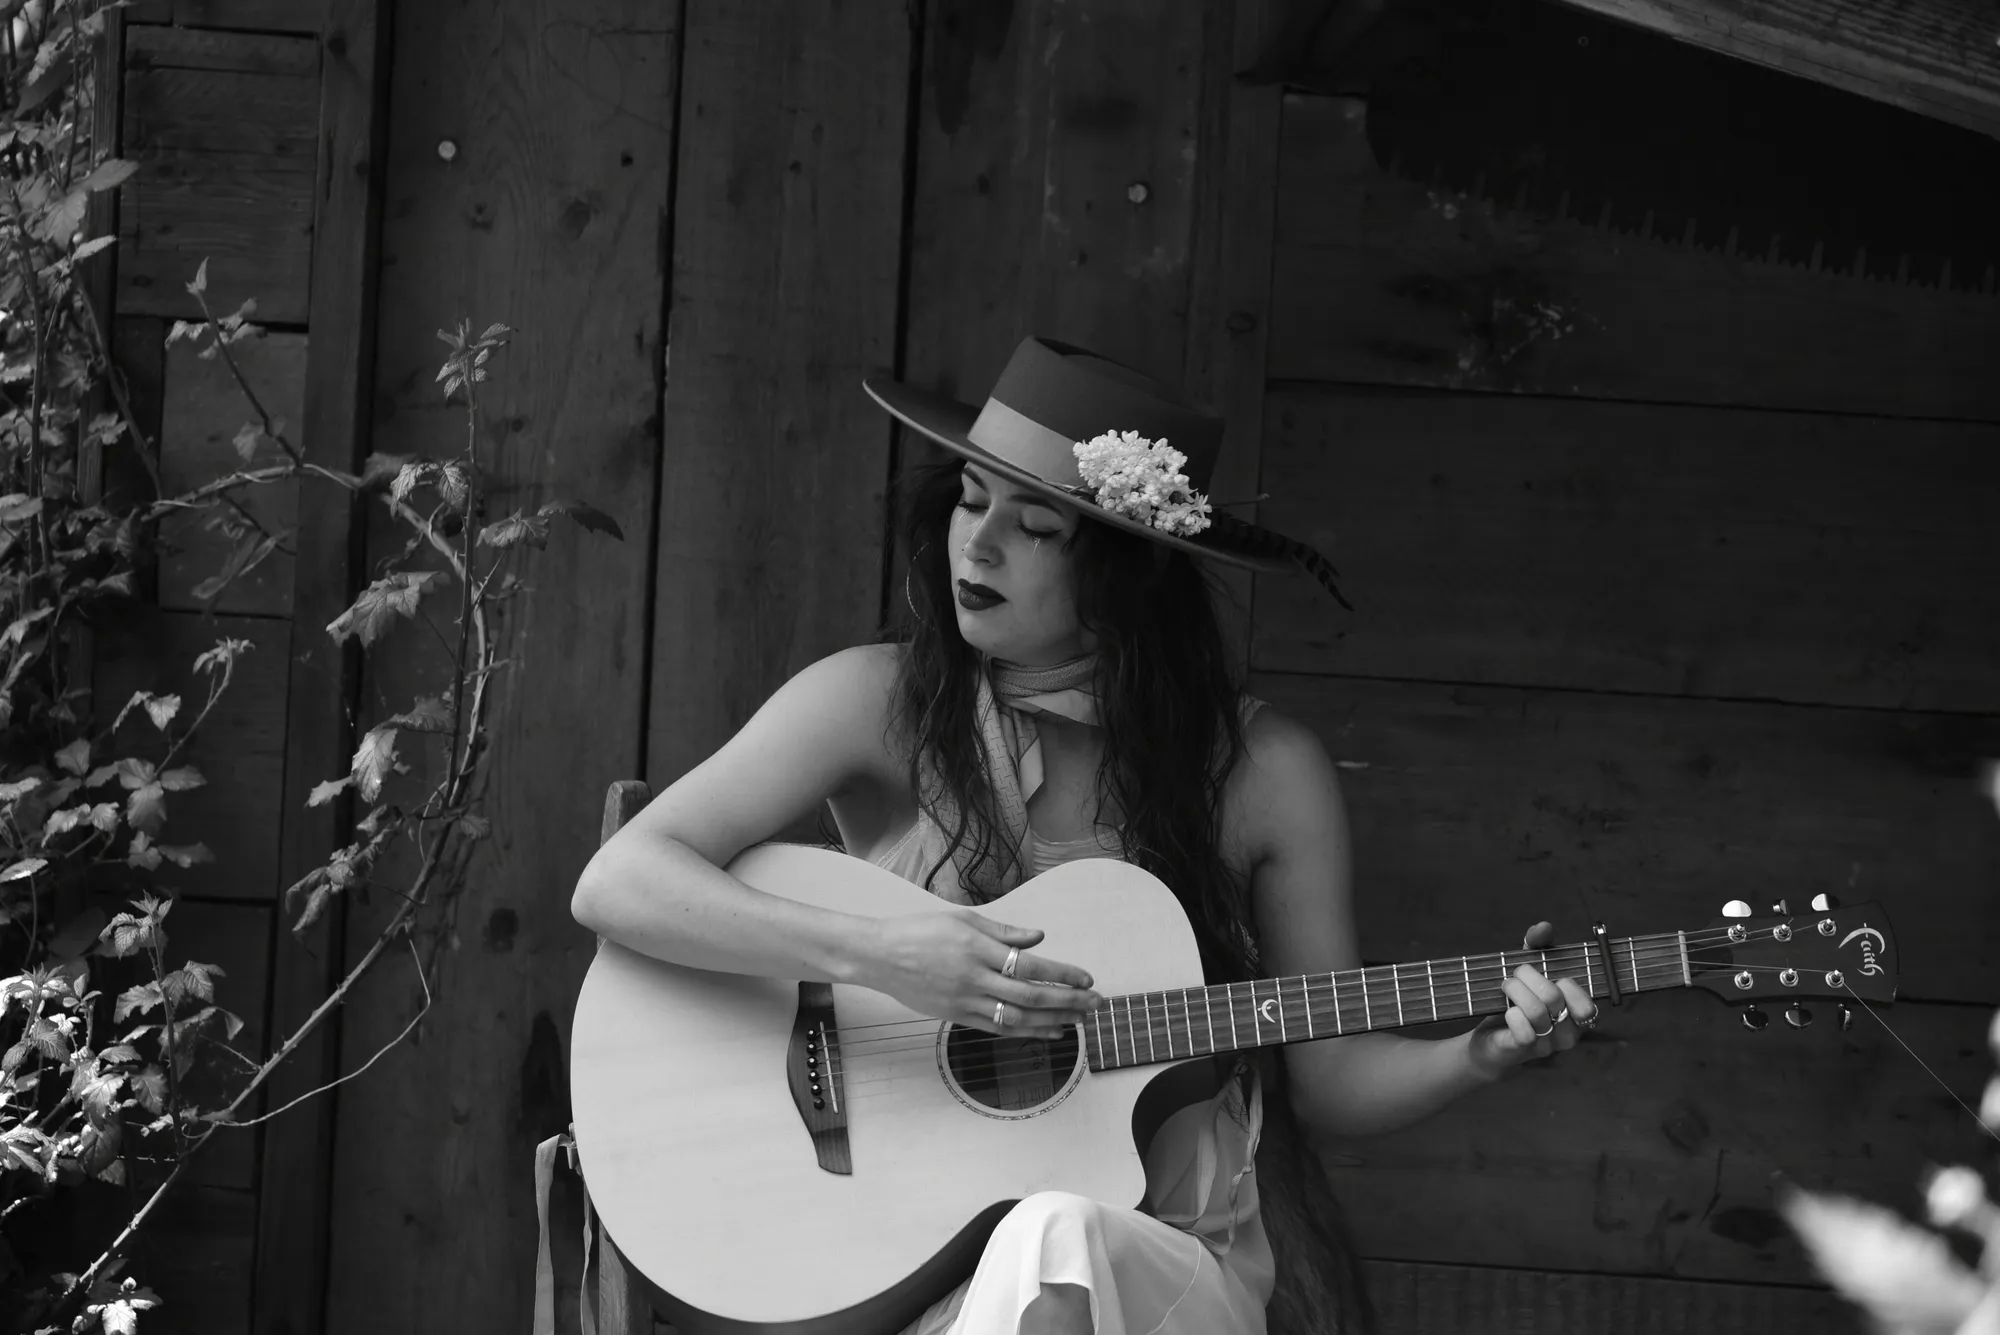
1083;933;1691;1071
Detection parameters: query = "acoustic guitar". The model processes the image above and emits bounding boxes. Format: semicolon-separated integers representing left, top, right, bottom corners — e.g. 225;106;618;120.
569;843;1898;1335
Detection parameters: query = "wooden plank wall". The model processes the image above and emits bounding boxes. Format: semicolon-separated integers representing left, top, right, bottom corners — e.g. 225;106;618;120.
86;3;385;1333
320;0;675;1330
1254;64;2000;1335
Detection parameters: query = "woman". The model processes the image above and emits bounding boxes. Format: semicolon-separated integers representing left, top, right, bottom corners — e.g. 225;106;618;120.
572;337;1598;1335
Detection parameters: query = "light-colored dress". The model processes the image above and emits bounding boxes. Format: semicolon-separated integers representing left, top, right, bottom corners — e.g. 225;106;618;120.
874;703;1276;1335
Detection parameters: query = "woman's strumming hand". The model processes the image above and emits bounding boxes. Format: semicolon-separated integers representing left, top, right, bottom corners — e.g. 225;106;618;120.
861;909;1101;1039
1465;920;1598;1080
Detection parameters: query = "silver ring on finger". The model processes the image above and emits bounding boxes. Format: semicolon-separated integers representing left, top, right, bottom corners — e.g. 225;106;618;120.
1531;1017;1555;1038
1575;1010;1599;1031
1552;1006;1570;1026
1001;947;1020;980
993;999;1006;1028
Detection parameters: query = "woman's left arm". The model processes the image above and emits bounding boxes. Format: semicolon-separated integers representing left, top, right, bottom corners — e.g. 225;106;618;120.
1227;707;1597;1140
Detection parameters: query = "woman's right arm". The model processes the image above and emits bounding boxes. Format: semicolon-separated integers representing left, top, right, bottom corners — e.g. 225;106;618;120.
571;644;901;980
569;644;1097;1035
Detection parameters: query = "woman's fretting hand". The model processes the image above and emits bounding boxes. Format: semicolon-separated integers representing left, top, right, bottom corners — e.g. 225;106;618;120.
1466;920;1599;1079
862;910;1100;1039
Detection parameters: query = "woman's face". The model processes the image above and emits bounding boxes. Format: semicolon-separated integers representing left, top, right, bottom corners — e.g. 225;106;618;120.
947;463;1097;665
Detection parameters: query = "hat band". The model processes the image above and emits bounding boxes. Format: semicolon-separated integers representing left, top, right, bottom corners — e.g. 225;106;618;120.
966;398;1083;489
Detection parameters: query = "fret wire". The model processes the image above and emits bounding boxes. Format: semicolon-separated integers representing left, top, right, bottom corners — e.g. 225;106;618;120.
1391;962;1404;1026
1302;975;1314;1040
1204;985;1217;1056
1362;967;1373;1030
1275;978;1288;1043
1226;982;1239;1051
1628;940;1639;993
1677;931;1691;987
1424;959;1437;1022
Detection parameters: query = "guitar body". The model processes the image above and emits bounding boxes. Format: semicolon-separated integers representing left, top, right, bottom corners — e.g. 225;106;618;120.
570;844;1210;1335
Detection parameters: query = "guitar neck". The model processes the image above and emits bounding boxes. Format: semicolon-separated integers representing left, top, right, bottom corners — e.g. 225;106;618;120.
1084;932;1690;1071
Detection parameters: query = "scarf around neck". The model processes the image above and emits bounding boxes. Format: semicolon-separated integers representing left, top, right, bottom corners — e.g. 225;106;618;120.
959;653;1104;898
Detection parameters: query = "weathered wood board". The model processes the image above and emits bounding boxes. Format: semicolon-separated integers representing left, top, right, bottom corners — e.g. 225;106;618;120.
254;0;389;1326
323;0;673;1328
164;899;271;1192
1545;0;2000;145
91;609;291;903
156;329;307;615
128;1185;256;1335
1317;997;1994;1287
904;0;1214;413
126;0;326;32
117;28;317;323
643;0;912;785
1268;94;2000;420
1360;1257;1855;1334
1251;385;2000;715
1250;672;2000;1005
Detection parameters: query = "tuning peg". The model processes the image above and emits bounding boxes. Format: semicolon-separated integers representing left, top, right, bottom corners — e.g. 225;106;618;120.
1770;899;1791;916
1784;1003;1812;1029
1722;900;1752;918
1811;893;1839;912
1740;1005;1769;1031
1837;1003;1854;1032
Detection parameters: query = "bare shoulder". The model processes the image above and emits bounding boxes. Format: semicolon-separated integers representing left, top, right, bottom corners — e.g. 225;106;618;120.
1223;702;1347;864
778;642;907;774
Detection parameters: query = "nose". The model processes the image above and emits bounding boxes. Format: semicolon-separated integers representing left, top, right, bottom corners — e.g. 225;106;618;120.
961;508;1002;566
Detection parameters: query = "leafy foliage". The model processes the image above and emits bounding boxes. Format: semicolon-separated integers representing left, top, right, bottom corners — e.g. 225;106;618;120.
2;6;624;1328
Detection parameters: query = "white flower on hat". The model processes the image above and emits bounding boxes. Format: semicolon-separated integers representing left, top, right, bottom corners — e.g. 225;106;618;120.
1072;431;1213;537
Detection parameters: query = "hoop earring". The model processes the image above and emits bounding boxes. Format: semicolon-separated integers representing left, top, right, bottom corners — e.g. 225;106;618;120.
906;540;930;623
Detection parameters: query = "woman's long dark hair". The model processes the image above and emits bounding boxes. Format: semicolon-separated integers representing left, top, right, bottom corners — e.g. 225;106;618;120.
890;461;1257;984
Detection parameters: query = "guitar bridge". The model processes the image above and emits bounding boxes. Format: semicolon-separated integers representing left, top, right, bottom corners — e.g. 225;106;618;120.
787;982;851;1174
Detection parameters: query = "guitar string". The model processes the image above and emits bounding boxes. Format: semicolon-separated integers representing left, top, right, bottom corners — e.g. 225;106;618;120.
832;947;1836;1060
827;959;1815;1092
828;929;1821;1051
1837;983;2000;1149
821;923;1848;1039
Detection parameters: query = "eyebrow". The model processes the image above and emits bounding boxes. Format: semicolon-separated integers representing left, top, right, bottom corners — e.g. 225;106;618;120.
961;465;1064;511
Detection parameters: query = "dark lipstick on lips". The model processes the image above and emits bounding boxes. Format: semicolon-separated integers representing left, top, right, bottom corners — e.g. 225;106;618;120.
957;579;1005;611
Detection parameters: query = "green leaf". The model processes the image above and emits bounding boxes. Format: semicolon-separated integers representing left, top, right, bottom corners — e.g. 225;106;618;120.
79;158;140;195
114;983;164;1022
386;695;451;732
53;738;89;776
326;572;443;647
73;234;116;263
193;637;254;676
158;767;204;793
127;783;166;834
231;422;274;462
0;776;44;804
158;842;212;869
188;258;209;296
111;758;155;790
477;510;550;550
350;726;399;803
390;461;440;506
0;858;47;884
307;776;353;808
144;694;182;731
129;1066;167;1114
537;498;625;540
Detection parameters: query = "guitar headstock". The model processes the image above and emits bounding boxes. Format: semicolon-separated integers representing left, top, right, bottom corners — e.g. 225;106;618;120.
1685;896;1897;1031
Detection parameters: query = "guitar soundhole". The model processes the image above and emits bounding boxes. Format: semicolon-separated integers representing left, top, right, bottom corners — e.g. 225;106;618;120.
941;1024;1083;1116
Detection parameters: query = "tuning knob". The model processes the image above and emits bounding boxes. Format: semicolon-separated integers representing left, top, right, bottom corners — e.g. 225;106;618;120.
1837;1003;1854;1032
1741;1006;1769;1031
1811;893;1839;911
1722;900;1752;918
1771;899;1791;916
1784;1003;1812;1029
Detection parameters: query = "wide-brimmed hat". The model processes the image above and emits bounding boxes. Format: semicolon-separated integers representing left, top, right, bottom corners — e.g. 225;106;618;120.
862;336;1348;607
